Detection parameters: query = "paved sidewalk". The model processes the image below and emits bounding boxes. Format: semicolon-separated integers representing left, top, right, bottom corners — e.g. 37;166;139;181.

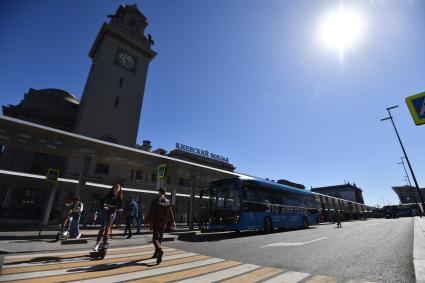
0;225;187;254
414;216;425;283
0;229;150;254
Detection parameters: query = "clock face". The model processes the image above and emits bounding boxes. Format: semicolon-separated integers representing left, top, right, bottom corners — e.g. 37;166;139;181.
117;52;135;70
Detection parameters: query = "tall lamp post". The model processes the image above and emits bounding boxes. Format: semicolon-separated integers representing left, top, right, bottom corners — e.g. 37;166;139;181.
381;105;425;216
398;157;421;216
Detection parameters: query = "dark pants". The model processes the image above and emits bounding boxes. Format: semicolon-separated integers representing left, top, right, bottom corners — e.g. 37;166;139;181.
136;216;143;233
124;215;136;236
152;222;166;251
96;210;115;243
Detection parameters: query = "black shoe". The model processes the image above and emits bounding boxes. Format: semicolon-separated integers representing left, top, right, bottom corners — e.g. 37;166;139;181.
156;250;163;265
126;235;132;239
151;250;158;259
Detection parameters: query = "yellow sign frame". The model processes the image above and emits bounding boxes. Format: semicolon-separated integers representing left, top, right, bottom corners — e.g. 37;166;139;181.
406;91;425;125
157;163;166;179
46;168;60;183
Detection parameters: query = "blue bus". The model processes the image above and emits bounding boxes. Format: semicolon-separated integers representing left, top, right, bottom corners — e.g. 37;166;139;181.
205;177;320;233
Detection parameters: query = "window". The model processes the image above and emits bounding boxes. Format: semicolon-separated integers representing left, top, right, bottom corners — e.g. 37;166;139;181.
95;163;109;175
31;152;48;174
211;182;240;211
178;178;190;187
151;173;157;183
114;97;120;108
136;170;143;181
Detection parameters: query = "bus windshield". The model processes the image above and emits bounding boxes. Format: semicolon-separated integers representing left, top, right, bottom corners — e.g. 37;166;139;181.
210;181;240;212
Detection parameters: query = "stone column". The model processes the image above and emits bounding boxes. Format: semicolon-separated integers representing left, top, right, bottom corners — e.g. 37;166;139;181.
76;155;92;197
189;175;196;230
171;188;176;206
2;182;15;209
42;182;58;225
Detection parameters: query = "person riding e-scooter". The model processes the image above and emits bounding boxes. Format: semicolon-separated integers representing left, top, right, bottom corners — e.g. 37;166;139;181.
93;183;123;252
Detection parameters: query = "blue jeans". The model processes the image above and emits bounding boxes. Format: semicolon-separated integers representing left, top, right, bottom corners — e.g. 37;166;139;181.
67;212;81;237
136;216;143;233
97;210;116;242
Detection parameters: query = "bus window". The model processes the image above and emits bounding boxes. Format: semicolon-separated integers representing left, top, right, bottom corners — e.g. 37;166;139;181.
211;181;240;212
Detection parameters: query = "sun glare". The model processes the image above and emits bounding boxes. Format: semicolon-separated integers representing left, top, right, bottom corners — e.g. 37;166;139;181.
319;5;364;57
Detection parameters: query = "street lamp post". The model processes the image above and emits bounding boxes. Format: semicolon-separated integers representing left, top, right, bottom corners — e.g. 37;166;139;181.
381;105;425;216
403;176;409;186
398;157;421;216
398;158;413;188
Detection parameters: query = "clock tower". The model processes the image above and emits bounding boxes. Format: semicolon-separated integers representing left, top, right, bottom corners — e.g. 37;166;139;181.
74;4;156;147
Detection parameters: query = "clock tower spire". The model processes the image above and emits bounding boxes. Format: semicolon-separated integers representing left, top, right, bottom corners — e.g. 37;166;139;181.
74;4;156;147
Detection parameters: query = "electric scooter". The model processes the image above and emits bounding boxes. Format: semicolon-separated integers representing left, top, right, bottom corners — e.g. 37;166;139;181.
56;204;72;241
90;204;118;259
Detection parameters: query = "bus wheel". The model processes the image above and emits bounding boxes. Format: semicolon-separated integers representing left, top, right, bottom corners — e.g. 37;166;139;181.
263;217;272;234
303;217;309;229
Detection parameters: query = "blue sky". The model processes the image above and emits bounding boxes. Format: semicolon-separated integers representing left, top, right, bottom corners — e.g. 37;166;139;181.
1;0;424;206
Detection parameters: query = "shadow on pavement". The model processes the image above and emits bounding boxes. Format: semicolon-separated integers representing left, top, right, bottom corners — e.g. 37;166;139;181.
4;254;91;265
177;227;316;242
0;235;57;241
68;256;154;272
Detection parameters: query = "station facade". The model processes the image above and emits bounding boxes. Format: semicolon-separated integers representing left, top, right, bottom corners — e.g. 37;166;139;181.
0;4;236;226
0;89;237;225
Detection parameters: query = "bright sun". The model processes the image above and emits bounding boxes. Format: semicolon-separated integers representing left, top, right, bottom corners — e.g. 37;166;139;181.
319;5;364;56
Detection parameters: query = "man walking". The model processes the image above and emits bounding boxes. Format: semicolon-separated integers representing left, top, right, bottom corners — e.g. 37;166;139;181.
136;201;144;235
148;188;175;264
336;210;342;228
123;195;138;239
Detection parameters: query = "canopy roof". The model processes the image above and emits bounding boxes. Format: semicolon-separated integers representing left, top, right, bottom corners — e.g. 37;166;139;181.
0;115;247;187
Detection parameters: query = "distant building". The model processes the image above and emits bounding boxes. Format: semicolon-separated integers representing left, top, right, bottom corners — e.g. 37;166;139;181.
392;185;425;204
311;182;365;204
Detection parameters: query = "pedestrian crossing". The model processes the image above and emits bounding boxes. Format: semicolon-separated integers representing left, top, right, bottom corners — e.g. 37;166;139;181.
0;245;376;283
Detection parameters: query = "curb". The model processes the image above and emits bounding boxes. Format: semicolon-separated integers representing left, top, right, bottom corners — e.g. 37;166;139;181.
414;216;425;283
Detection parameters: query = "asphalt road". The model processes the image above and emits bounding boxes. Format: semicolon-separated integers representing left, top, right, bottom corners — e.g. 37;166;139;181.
166;218;415;282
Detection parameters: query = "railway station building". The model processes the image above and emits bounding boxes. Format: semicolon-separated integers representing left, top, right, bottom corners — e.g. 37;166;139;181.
0;4;239;227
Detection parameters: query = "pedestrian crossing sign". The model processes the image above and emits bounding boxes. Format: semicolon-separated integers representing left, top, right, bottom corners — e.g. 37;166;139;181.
157;163;166;179
46;168;60;183
406;91;425;125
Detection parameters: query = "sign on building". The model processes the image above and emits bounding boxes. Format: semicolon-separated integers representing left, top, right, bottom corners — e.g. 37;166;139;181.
175;143;230;163
406;91;425;125
46;168;60;183
157;163;166;179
